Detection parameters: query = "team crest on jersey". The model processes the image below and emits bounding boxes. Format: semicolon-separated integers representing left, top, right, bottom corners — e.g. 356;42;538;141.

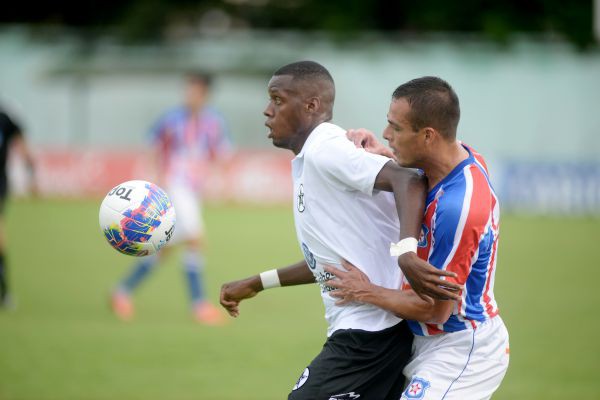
418;224;429;248
297;184;306;212
328;392;361;399
292;367;309;391
402;376;430;399
302;243;317;270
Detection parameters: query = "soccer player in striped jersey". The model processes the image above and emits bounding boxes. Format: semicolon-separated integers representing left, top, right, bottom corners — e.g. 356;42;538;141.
327;77;509;399
111;72;232;324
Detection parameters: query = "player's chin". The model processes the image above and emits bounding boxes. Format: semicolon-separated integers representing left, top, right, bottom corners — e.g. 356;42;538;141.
395;156;412;168
270;137;287;149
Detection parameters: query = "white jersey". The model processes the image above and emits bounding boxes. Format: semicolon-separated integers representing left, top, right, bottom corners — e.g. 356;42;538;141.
292;122;403;336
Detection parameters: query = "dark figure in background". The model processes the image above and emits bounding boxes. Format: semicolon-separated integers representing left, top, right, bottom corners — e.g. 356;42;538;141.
0;107;36;309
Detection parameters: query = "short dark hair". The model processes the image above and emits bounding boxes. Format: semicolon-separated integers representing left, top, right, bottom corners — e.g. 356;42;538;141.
186;71;213;88
392;77;460;139
273;61;334;86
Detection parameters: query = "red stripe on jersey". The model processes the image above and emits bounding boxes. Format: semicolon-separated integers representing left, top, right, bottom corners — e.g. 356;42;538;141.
426;324;444;335
463;143;490;175
444;165;491;285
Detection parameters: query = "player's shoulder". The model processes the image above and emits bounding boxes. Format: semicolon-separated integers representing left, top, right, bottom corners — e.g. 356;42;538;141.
159;106;187;121
0;110;20;134
461;142;490;174
0;111;13;125
435;171;492;231
202;105;224;118
305;123;350;162
309;122;349;150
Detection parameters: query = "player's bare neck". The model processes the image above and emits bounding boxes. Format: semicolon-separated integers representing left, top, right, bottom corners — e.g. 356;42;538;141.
291;133;310;155
424;141;469;189
187;103;205;114
291;118;329;155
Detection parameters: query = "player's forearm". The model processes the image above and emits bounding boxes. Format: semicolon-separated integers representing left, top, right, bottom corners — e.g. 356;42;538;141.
391;168;427;240
374;163;427;240
249;261;314;294
276;260;316;286
360;285;452;324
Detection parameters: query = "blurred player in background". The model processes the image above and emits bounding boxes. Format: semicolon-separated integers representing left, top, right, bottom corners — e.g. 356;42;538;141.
0;105;36;309
328;77;509;399
111;72;232;324
220;62;460;399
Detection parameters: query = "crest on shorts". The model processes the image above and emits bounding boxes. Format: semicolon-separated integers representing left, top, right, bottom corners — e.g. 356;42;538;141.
402;376;430;399
292;367;309;391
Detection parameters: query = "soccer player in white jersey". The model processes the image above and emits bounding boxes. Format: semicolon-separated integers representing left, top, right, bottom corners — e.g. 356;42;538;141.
326;77;509;399
111;72;232;325
219;62;461;399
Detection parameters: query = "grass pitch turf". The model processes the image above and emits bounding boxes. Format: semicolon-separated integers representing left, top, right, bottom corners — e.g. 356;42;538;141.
0;199;598;399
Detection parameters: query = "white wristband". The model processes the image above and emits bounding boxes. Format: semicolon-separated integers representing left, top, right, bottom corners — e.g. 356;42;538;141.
259;269;281;289
390;237;418;257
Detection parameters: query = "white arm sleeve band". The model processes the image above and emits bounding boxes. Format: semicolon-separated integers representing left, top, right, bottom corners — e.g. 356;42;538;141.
259;269;281;289
390;237;418;257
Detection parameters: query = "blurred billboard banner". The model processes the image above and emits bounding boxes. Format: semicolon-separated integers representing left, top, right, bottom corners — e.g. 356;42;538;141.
498;162;600;215
10;150;293;204
9;150;600;215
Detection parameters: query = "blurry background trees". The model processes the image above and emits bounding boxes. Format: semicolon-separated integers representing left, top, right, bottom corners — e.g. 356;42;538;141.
1;0;595;48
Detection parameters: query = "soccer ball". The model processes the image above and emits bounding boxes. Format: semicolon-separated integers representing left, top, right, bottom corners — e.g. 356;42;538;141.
99;180;176;256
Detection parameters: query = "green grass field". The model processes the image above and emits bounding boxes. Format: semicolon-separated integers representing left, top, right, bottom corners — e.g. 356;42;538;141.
0;199;598;399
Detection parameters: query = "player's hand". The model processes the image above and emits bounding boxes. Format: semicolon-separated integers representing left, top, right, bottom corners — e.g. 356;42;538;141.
324;260;373;306
219;277;262;318
398;252;462;303
346;128;395;159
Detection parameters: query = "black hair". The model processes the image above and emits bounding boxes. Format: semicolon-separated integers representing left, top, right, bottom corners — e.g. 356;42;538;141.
273;61;334;86
392;77;460;139
186;71;213;88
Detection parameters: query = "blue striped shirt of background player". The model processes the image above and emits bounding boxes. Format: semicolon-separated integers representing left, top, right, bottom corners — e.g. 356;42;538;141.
150;105;232;192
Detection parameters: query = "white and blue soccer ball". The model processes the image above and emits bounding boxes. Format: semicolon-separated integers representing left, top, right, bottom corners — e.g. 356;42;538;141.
99;180;176;256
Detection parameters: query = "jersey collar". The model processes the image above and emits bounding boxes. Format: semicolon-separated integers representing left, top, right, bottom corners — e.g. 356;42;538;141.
295;122;333;159
427;143;474;200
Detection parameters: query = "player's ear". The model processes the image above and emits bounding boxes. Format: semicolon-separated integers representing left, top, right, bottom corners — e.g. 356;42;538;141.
422;127;436;143
306;97;320;114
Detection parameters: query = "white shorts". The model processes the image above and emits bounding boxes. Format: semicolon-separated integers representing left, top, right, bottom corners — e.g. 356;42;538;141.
401;316;509;400
166;185;205;243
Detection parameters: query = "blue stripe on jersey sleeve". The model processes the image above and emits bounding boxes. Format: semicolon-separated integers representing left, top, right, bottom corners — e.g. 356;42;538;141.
427;178;467;271
407;320;425;336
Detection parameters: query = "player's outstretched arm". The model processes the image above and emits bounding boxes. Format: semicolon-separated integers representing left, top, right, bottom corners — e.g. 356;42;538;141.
374;162;462;302
220;260;315;317
325;261;454;324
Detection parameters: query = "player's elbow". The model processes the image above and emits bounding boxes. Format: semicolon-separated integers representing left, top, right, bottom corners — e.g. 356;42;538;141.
425;302;454;325
403;301;453;325
426;313;450;325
